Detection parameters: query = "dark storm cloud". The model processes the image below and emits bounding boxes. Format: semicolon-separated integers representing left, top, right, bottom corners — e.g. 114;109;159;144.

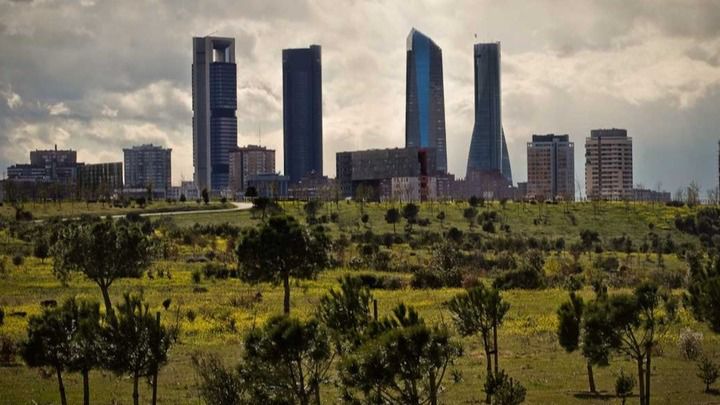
0;0;719;194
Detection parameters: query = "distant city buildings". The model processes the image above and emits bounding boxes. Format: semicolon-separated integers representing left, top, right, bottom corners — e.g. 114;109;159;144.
283;45;323;183
246;173;290;199
405;28;447;174
78;162;124;200
7;146;79;184
123;144;171;194
466;42;512;184
336;147;439;201
228;145;275;195
526;134;575;201
192;36;237;193
585;129;633;200
631;188;671;203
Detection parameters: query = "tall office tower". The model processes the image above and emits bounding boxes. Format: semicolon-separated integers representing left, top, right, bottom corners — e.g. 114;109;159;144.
527;134;575;200
228;145;276;193
192;36;237;193
585;129;633;200
283;45;323;183
405;28;447;174
123;144;172;192
466;42;512;183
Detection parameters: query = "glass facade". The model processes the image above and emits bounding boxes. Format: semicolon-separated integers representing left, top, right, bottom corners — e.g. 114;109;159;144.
192;36;237;193
405;29;447;174
466;42;512;183
283;45;323;183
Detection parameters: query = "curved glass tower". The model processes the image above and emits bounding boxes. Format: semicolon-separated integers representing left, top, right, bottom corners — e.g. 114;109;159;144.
466;42;512;183
405;28;447;174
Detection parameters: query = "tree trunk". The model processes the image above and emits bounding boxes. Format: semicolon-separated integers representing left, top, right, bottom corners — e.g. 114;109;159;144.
100;285;113;319
645;352;651;405
133;371;140;405
283;275;291;315
313;381;321;405
492;324;499;374
586;361;596;393
56;367;68;405
483;334;492;404
429;371;438;405
82;369;90;405
151;367;158;405
637;359;645;405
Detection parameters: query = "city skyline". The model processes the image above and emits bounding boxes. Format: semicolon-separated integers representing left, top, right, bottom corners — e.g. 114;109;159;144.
0;1;719;194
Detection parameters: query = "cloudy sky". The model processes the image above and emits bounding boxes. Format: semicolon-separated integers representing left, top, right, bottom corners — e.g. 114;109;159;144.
1;0;719;195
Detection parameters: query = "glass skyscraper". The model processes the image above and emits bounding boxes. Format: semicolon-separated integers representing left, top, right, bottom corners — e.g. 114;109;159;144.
405;28;447;174
192;36;237;193
467;42;512;183
283;45;323;183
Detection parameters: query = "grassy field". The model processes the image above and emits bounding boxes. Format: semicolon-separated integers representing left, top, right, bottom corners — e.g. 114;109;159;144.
0;200;233;220
0;200;718;404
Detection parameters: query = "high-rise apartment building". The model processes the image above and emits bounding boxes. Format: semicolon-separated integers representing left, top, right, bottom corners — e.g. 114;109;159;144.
123;144;172;192
526;134;575;200
228;145;276;193
192;36;237;193
405;28;447;174
283;45;323;183
585;129;633;200
466;42;512;183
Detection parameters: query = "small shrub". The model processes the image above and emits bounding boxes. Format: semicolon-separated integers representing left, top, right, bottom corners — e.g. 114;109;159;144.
0;334;16;365
186;310;197;322
615;369;635;405
410;270;443;289
678;328;704;361
486;370;526;405
462;274;482;289
191;269;202;284
697;356;720;393
11;254;23;267
0;306;4;326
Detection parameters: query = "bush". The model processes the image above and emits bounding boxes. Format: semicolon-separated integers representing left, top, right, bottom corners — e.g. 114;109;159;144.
202;263;235;279
0;306;4;326
697;356;720;392
0;334;16;365
486;370;526;405
493;251;546;290
615;370;635;405
191;269;202;284
186;310;197;322
678;329;704;361
410;270;444;289
11;254;23;267
462;274;482;289
493;267;545;290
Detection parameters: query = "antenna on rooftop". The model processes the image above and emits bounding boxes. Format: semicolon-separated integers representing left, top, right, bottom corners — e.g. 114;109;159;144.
258;123;262;146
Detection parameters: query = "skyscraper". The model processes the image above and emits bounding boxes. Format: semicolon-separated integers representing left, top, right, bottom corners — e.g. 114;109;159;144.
283;45;323;183
192;36;237;193
405;28;447;174
466;42;512;183
527;134;575;200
